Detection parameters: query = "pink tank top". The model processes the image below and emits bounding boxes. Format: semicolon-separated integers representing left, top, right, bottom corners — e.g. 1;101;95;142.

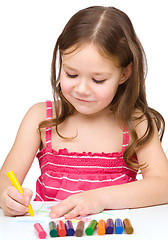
34;101;137;201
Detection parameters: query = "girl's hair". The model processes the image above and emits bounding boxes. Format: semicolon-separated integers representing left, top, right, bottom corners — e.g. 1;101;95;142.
39;6;165;169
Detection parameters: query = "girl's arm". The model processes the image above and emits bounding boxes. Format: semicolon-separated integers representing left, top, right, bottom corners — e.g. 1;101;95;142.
0;102;45;216
49;116;168;219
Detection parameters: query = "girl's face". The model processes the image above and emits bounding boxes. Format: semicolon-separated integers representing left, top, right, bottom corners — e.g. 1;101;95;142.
60;43;129;116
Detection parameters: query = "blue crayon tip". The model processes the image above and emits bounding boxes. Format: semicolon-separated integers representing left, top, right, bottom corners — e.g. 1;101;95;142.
115;218;123;234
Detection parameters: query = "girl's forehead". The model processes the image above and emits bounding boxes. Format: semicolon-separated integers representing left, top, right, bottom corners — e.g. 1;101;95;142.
61;43;121;76
62;42;95;57
62;42;119;67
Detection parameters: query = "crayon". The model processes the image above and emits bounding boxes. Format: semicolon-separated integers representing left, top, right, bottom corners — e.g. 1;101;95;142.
123;218;134;234
57;220;67;237
85;219;98;236
49;221;58;237
97;219;106;235
75;220;85;237
105;218;114;234
65;220;75;236
7;171;34;216
115;218;123;234
34;223;47;239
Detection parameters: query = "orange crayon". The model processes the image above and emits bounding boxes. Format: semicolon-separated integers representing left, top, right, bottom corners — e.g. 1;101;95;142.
97;219;106;235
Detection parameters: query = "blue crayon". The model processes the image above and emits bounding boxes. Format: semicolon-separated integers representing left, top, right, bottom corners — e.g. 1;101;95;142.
65;220;75;236
115;218;123;234
105;218;114;234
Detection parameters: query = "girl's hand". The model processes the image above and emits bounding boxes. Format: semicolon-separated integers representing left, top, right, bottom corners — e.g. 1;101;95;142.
0;186;33;217
49;189;106;219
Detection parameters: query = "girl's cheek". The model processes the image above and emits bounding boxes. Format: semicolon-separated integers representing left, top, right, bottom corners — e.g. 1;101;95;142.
61;80;69;92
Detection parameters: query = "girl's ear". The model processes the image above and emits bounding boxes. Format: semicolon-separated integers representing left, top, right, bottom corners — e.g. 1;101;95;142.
119;62;132;84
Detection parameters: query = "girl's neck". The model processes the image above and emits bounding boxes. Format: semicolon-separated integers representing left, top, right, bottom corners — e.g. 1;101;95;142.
73;107;115;123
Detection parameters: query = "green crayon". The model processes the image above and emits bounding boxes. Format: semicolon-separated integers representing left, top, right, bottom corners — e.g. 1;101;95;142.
49;221;58;237
85;220;98;236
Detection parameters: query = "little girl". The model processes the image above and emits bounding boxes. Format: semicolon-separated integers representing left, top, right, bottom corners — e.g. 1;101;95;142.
0;6;168;218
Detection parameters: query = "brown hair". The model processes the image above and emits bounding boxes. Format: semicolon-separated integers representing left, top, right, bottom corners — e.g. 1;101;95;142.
39;6;165;169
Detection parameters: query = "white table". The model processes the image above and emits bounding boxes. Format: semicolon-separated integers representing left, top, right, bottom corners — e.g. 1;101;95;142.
0;202;168;240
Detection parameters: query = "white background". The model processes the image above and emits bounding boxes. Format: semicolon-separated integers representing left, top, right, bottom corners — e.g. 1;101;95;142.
0;0;168;197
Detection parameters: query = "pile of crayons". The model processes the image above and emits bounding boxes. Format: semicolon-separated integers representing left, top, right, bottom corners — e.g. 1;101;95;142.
34;218;134;238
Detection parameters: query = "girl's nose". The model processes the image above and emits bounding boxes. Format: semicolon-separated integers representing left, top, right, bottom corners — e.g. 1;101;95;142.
75;79;90;95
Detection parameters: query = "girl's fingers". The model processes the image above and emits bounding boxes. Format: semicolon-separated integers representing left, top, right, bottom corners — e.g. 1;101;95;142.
5;205;28;216
64;206;83;219
4;197;28;216
49;190;104;219
23;187;33;203
1;186;33;217
8;186;29;207
50;198;76;218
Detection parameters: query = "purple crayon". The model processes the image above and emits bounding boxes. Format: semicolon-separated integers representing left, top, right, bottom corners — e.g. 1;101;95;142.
65;220;75;236
105;218;114;234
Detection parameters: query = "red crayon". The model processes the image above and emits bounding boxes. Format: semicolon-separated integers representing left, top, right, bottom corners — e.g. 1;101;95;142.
57;220;67;237
34;223;47;239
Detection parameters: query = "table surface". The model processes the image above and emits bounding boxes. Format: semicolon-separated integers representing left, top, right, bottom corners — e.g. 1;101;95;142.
0;202;168;240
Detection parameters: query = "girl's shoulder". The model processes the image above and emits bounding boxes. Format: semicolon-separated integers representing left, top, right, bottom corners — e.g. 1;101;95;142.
132;109;148;132
131;108;160;142
26;102;46;121
27;100;57;121
26;101;60;128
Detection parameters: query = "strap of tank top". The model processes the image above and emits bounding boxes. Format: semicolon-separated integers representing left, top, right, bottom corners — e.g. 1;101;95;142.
46;100;52;148
122;127;129;152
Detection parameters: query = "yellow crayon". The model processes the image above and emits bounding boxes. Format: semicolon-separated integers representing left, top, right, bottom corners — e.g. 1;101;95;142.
7;171;34;216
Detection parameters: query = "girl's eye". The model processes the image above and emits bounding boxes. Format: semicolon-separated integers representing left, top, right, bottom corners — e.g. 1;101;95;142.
92;78;106;84
66;73;78;78
66;72;106;83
